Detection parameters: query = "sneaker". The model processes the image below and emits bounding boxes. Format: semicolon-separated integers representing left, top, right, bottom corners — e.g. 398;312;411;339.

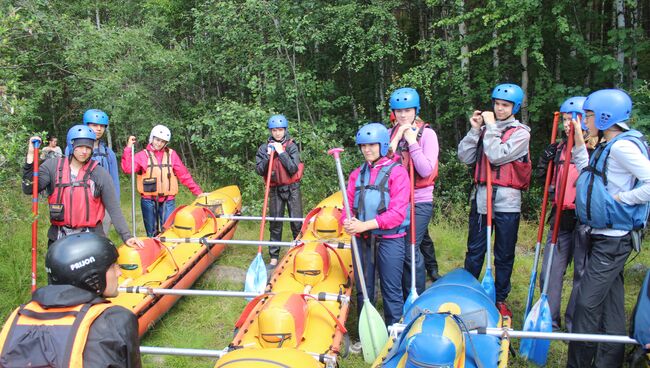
349;341;362;355
265;260;278;276
496;301;513;319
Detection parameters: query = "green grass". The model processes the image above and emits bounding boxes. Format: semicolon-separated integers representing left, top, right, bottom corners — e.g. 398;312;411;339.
1;182;648;367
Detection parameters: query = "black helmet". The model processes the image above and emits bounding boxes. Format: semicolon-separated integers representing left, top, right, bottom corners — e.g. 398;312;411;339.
45;233;118;295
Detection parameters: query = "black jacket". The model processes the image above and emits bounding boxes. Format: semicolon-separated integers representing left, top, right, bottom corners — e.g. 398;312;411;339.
4;285;141;368
255;136;301;181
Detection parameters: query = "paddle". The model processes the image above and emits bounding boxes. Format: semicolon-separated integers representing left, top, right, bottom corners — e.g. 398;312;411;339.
403;159;418;314
131;142;137;236
520;117;576;366
328;147;387;363
31;139;41;293
244;148;274;295
481;154;496;303
523;112;560;324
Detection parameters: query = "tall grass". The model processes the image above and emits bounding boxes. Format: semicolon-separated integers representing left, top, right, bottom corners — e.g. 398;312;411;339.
1;182;648;367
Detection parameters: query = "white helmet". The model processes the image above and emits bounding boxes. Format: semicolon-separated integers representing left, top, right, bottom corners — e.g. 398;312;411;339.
149;124;171;144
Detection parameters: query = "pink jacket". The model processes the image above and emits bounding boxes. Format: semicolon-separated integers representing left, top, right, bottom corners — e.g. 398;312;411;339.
389;125;439;203
121;144;202;201
344;156;411;238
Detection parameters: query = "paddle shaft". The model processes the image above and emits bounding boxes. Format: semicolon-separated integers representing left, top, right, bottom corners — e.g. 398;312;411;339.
218;215;305;222
409;160;416;293
258;149;275;253
119;287;349;303
485;154;493;271
542;121;575;295
31;140;40;293
524;112;560;322
139;346;338;366
388;324;639;344
131;144;136;237
157;237;351;249
329;149;370;300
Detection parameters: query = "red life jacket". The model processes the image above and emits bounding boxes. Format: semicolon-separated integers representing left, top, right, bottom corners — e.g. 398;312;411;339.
552;142;579;210
473;126;532;190
269;139;304;187
49;158;105;228
389;122;439;188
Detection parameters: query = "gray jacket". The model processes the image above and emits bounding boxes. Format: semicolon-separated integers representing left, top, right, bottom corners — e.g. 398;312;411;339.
458;117;531;214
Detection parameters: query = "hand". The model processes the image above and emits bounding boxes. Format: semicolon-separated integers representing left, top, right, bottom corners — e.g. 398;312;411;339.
270;142;284;154
403;125;418;145
343;217;366;235
613;194;621;203
28;136;42;153
470;111;484;129
541;142;559;163
127;136;136;148
481;111;496;125
125;237;144;248
572;119;586;147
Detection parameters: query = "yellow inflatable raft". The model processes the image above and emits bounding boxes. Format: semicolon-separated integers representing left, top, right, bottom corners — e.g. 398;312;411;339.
111;186;242;336
216;191;353;368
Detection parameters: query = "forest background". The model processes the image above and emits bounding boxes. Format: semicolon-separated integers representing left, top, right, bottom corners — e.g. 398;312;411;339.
1;0;650;217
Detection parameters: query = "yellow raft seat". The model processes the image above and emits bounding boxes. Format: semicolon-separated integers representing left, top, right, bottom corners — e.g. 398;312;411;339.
216;192;353;368
110;185;242;336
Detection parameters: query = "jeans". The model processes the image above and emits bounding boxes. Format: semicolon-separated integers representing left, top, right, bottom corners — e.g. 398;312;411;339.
464;200;520;302
354;235;405;325
141;198;176;237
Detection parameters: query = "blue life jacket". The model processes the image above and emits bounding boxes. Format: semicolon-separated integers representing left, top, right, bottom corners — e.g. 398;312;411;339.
575;130;650;230
631;271;650;348
353;161;410;235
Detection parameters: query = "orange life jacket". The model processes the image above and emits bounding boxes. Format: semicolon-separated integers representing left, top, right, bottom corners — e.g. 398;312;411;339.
474;126;532;190
0;301;114;368
552;142;579;210
49;158;105;228
269;139;304;187
390;122;439;188
137;149;179;196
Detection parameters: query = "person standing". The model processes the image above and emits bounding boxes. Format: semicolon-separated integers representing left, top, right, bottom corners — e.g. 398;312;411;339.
121;125;203;237
255;115;304;271
568;89;650;367
0;233;141;367
387;87;440;297
457;83;532;318
22;125;140;247
40;135;63;161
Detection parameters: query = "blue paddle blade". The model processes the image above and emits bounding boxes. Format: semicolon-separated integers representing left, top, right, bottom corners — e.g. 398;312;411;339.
403;288;418;315
519;295;552;366
244;253;267;297
481;270;496;304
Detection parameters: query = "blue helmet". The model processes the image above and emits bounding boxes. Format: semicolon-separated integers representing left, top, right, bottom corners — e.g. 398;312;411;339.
356;123;390;156
583;89;632;131
560;96;587;130
83;109;109;126
268;114;288;129
491;83;524;115
390;87;421;114
66;124;96;151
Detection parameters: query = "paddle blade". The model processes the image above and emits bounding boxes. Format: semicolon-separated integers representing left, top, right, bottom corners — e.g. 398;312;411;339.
523;269;538;323
244;253;267;297
481;270;496;304
403;288;418;315
519;296;552;366
359;300;388;363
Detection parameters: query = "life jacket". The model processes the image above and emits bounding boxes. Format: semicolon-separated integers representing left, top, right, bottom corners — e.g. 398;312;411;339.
353;161;410;235
576;130;650;230
389;122;439;188
552;141;580;210
0;301;114;368
631;271;650;352
137;148;179;196
269;139;304;187
48;158;105;228
91;141;112;171
474;126;532;190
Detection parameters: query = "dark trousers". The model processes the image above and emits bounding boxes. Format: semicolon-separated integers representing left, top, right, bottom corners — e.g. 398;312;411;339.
420;226;439;276
354;235;405;326
566;224;591;332
567;233;632;368
539;226;575;330
402;202;430;298
268;183;303;259
464;200;520;302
